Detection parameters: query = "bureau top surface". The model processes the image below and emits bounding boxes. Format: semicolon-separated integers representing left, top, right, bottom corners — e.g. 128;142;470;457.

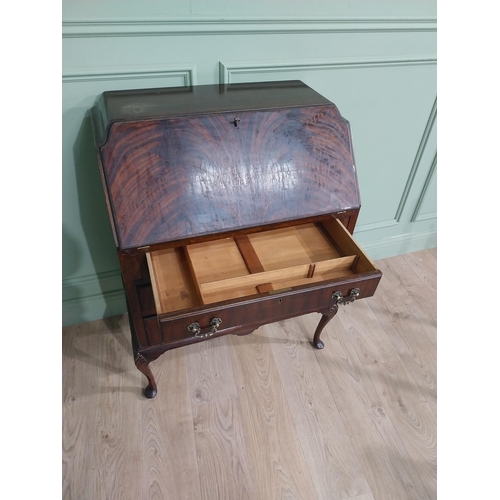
92;81;331;146
92;81;361;250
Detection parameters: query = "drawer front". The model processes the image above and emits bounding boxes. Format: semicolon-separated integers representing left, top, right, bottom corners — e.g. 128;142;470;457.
154;273;380;348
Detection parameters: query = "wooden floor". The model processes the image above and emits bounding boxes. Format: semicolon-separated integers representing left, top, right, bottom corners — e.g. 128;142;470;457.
62;248;437;500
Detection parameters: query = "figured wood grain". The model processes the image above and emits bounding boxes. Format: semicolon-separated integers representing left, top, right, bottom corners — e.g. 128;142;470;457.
62;249;436;500
99;104;359;249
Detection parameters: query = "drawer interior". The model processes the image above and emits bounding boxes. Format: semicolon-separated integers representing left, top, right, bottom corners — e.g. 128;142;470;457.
147;218;378;315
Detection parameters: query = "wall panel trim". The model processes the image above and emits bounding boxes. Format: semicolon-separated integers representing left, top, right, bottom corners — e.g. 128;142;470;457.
411;153;437;222
63;290;126;327
395;98;437;222
63;17;437;38
62;269;122;302
219;56;437;84
361;228;437;260
62;65;197;85
62;269;125;326
354;219;399;234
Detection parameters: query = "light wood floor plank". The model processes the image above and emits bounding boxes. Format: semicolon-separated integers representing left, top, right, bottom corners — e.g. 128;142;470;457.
63;410;95;500
62;249;437;500
229;331;319;500
62;317;143;500
267;319;372;500
300;313;433;500
427;247;437;260
62;320;95;500
93;323;142;500
368;279;437;415
142;348;201;500
187;335;238;405
376;257;437;348
192;398;261;500
402;250;438;295
339;301;437;499
378;255;437;315
346;494;376;500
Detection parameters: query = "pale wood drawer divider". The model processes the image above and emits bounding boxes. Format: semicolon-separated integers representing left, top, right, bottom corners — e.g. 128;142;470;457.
198;255;356;298
234;234;274;293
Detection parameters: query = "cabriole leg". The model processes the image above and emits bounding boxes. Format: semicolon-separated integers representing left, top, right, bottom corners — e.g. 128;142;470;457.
134;353;157;398
312;305;339;349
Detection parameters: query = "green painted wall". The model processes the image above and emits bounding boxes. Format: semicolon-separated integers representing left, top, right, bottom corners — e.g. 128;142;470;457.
62;0;437;326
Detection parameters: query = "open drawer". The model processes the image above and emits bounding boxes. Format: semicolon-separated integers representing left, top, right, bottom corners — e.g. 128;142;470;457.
146;217;380;316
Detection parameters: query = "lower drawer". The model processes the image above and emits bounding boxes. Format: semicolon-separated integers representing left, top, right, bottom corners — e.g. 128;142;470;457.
153;272;380;348
139;216;382;349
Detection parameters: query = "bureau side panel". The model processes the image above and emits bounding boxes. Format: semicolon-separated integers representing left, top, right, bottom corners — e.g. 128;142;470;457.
118;251;157;348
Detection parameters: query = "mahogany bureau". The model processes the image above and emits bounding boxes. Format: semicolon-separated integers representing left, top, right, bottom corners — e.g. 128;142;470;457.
91;81;382;398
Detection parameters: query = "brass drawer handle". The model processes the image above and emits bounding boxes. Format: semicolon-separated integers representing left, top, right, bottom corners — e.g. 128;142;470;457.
210;317;223;333
331;288;360;305
187;318;223;338
187;322;201;336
